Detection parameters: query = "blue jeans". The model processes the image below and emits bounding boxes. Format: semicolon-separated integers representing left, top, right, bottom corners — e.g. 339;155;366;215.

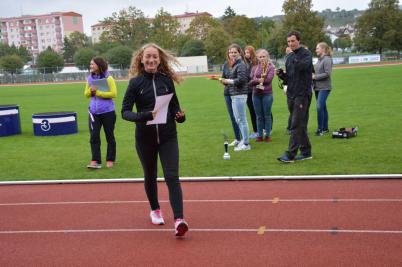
252;94;273;138
224;95;241;141
315;90;330;131
231;95;249;145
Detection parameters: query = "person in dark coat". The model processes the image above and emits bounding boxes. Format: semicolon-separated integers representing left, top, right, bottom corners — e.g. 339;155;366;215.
277;31;313;163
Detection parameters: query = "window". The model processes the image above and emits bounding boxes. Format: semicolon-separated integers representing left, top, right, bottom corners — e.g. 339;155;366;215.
72;17;78;25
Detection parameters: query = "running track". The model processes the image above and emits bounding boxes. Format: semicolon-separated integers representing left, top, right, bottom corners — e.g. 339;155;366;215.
0;179;401;266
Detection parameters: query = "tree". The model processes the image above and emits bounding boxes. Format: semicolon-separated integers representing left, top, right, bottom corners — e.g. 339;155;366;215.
255;18;275;49
92;36;120;55
204;27;231;64
222;6;236;20
333;36;352;50
0;44;31;63
222;16;258;46
17;46;31;63
267;22;287;58
62;37;75;63
62;31;90;63
36;47;64;73
176;34;191;57
149;8;180;51
186;15;219;40
68;31;90;47
73;47;97;70
354;0;402;53
101;6;149;48
281;0;326;54
180;40;205;56
105;46;133;69
0;54;24;74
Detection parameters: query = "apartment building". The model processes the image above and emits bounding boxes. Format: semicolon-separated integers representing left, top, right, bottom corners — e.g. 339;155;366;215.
174;12;212;34
91;11;212;43
0;12;84;58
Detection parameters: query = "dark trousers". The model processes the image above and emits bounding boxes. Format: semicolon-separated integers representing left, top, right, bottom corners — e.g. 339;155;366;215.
286;95;312;158
247;92;257;132
89;111;116;163
136;137;183;220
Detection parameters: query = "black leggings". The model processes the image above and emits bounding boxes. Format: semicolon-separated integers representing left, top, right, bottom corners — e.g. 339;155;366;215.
247;92;257;132
89;111;116;163
135;136;183;220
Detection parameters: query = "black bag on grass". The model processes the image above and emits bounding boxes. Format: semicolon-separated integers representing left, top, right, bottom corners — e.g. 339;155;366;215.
332;127;358;139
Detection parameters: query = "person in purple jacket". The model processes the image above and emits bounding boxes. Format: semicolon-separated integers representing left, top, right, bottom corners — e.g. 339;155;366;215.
249;49;275;142
84;57;117;169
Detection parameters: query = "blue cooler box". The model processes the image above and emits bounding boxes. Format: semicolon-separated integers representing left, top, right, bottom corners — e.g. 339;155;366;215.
32;112;78;136
0;105;21;137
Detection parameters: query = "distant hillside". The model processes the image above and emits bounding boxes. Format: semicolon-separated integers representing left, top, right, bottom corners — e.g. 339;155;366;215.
263;6;402;27
319;8;364;27
265;8;364;27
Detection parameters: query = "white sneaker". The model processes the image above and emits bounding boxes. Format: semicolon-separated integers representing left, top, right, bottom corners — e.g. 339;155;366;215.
228;139;240;147
150;209;165;225
234;143;251;151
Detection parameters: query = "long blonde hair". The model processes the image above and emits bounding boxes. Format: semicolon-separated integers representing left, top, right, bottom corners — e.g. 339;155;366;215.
129;43;182;84
317;42;333;57
256;49;272;65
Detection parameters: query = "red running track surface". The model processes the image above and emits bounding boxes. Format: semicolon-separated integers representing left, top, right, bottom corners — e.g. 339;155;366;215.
0;179;401;267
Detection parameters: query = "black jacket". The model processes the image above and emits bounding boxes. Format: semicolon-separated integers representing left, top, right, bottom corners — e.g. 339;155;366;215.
284;46;313;98
221;58;248;96
121;71;185;144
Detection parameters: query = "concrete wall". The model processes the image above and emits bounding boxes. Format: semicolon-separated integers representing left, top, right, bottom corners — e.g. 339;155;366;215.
176;56;208;73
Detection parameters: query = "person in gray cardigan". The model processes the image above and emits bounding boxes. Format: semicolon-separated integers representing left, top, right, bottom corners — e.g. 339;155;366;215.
313;42;333;136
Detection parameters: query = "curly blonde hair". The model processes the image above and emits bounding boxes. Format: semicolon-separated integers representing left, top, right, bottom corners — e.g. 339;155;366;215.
129;43;182;84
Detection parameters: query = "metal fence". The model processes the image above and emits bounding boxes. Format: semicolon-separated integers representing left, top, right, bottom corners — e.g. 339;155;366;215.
0;70;129;84
1;54;401;84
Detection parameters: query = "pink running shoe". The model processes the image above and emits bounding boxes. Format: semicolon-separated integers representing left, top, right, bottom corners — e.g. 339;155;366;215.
106;161;114;168
150;209;165;225
175;219;189;237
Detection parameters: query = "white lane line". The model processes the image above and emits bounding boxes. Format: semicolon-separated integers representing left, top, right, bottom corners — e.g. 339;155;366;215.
1;228;402;235
1;198;402;206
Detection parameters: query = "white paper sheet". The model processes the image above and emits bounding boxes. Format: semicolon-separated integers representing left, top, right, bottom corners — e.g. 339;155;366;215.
146;93;173;125
91;78;109;92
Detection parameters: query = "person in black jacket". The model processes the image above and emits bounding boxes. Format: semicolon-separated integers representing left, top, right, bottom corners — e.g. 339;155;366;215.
277;31;313;163
221;44;251;151
121;43;188;237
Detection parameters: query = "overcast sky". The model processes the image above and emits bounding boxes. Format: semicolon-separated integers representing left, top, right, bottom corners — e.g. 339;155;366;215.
0;0;371;35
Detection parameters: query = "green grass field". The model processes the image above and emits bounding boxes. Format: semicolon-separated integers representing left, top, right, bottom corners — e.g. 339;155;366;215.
1;64;402;181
